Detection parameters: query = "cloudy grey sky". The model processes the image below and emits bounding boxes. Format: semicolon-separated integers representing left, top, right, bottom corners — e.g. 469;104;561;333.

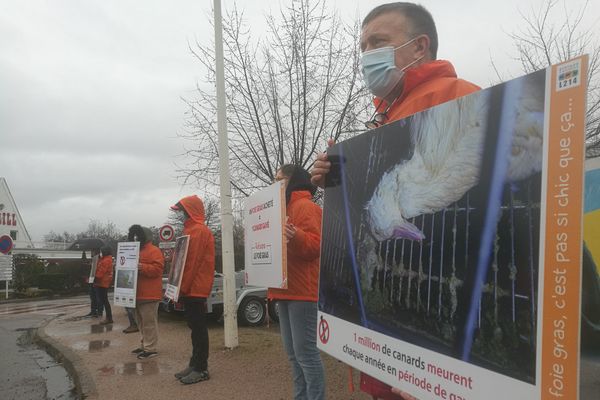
1;0;598;241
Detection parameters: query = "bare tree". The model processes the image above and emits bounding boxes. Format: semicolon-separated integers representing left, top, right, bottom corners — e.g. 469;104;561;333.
178;0;370;195
44;220;123;244
79;219;123;242
44;230;77;243
43;220;124;253
500;0;600;157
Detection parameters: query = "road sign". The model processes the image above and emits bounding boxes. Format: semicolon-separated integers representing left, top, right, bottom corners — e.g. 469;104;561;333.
0;254;13;280
0;235;13;255
0;254;11;299
159;225;175;242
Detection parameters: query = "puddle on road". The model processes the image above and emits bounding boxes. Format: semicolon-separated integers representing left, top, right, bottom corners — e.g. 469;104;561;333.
91;324;113;334
64;315;93;322
88;340;111;352
97;361;172;376
71;339;121;352
53;323;116;336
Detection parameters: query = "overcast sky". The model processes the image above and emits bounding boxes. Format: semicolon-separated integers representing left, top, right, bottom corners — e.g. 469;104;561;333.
1;0;598;242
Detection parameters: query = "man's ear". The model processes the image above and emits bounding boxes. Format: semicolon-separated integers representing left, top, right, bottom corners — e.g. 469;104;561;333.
414;34;430;59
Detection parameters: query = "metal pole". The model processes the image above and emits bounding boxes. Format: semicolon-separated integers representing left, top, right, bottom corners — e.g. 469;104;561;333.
213;0;239;349
5;280;7;300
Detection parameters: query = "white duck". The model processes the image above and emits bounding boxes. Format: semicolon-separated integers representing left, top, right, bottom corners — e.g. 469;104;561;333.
507;76;544;181
366;76;544;242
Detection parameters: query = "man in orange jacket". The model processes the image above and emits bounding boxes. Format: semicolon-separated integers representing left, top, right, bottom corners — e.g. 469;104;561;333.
128;225;165;360
311;3;480;399
170;195;215;385
311;1;479;185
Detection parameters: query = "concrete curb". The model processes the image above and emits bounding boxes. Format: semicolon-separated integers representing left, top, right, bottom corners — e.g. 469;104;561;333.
34;318;98;400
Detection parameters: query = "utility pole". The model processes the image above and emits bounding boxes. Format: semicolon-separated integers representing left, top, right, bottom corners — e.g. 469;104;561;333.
213;0;239;349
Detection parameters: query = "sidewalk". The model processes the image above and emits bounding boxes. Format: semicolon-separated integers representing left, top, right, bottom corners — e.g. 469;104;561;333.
39;306;371;400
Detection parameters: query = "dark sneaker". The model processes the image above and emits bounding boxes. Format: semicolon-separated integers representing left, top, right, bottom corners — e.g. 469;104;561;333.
83;312;96;318
174;366;194;380
180;370;209;384
137;351;158;360
123;326;139;334
131;348;144;354
99;319;113;325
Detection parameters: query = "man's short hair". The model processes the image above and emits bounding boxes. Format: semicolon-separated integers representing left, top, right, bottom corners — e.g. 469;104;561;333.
362;2;438;59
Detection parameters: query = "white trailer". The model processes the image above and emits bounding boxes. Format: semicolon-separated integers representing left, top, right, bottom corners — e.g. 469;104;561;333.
161;271;279;326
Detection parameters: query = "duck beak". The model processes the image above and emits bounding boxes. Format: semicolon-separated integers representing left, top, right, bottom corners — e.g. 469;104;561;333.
392;222;425;241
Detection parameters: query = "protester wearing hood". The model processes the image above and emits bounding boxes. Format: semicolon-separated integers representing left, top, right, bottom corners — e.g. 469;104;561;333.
128;224;164;360
94;246;114;325
171;195;215;385
269;164;325;400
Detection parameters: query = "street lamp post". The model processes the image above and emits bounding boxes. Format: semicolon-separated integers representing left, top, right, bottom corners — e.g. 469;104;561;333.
213;0;239;349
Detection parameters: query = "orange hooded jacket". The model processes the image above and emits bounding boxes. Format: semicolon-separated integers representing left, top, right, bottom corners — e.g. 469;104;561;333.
94;255;113;288
134;226;165;301
361;60;480;399
268;191;322;302
374;60;480;123
175;195;215;299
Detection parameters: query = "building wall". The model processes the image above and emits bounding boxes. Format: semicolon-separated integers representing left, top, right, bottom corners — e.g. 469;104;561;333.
0;178;34;249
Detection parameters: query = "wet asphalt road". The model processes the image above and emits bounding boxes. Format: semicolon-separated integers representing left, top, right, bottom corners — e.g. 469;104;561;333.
2;296;599;399
0;297;88;400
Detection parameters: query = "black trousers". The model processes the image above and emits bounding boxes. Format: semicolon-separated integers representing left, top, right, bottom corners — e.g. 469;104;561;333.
89;284;103;316
183;298;209;371
95;287;112;320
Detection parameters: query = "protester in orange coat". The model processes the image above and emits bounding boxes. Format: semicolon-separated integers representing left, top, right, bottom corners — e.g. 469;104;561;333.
94;246;114;325
171;195;216;385
269;164;325;400
311;3;480;399
128;225;164;360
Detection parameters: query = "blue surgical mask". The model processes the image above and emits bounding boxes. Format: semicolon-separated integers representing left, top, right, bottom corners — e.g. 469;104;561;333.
361;38;420;99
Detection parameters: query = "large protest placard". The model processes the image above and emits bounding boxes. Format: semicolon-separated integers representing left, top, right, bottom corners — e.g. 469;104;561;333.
87;254;99;284
164;235;189;302
114;241;140;307
581;156;600;397
244;180;287;288
317;56;588;399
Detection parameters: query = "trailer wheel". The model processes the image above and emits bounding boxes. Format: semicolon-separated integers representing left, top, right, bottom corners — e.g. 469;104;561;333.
268;300;280;323
211;304;224;322
238;296;266;326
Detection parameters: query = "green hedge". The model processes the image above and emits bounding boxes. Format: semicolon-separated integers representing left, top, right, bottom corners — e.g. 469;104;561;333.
13;254;45;292
13;255;88;294
37;273;69;291
48;260;84;290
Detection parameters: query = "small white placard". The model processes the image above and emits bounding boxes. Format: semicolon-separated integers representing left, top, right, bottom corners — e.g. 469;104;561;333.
244;181;287;288
113;242;140;307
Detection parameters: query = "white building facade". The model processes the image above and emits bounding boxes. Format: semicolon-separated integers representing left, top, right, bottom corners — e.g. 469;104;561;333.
0;177;33;249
